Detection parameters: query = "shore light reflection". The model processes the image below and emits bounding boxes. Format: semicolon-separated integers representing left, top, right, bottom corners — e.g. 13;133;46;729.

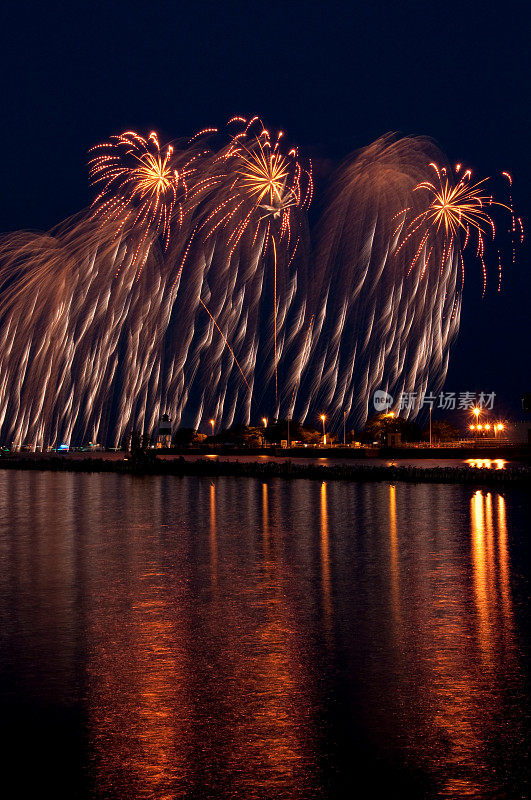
388;484;400;626
319;481;332;624
497;494;512;627
0;473;526;797
209;482;218;585
471;489;493;665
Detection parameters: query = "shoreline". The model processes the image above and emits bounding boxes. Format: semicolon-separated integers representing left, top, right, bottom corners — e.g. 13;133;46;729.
1;453;530;486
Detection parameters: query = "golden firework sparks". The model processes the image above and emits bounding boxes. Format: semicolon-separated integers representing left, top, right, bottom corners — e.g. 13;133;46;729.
397;163;515;295
237;139;294;213
129;144;174;203
201;119;312;246
416;163;497;238
88;131;187;250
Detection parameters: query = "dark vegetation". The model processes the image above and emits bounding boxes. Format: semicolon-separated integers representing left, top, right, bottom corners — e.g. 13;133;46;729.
0;452;529;486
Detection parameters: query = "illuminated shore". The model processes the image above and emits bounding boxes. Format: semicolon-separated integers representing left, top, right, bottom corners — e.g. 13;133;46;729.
1;453;530;485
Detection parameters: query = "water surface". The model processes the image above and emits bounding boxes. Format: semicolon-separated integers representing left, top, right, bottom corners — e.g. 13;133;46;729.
0;471;528;798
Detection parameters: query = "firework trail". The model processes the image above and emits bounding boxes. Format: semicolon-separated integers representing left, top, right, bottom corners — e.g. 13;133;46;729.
158;117;312;430
0;131;202;448
0;120;312;446
295;135;516;428
0;125;518;448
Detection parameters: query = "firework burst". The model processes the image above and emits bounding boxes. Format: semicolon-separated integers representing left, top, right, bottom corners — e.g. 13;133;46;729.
0;123;521;449
193;117;312;256
89;131;190;249
396;163;515;295
236;135;298;215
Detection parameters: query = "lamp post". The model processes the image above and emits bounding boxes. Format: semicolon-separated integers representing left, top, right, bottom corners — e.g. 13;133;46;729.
471;407;481;443
343;410;347;446
320;414;326;446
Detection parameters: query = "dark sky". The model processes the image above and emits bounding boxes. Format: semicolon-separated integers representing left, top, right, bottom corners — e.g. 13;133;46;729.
1;0;529;419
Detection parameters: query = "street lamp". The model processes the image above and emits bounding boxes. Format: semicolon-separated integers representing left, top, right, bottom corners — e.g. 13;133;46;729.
261;417;268;448
320;414;326;445
343;410;347;446
471;407;482;440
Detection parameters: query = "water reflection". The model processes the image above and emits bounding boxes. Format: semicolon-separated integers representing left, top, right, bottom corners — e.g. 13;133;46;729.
388;484;400;626
471;490;516;664
320;481;332;624
0;472;528;799
85;490;194;798
209;481;218;585
497;494;513;627
224;480;312;796
472;489;493;665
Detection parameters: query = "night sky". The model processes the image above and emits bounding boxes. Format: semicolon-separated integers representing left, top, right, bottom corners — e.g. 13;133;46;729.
1;0;529;420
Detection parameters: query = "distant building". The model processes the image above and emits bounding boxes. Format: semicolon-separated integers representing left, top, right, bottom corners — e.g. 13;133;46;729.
157;414;172;448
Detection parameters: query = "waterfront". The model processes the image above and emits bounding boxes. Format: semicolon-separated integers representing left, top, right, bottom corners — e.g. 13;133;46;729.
171;453;516;469
2;451;530;488
0;470;529;798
